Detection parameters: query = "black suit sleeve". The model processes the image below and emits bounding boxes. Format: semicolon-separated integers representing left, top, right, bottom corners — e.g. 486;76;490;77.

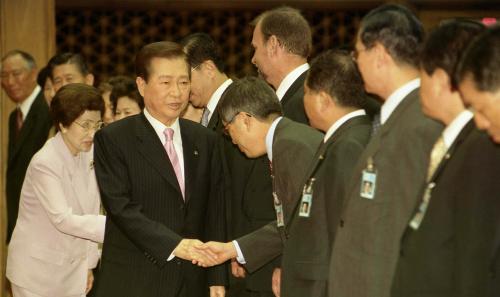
94;130;182;266
206;140;228;285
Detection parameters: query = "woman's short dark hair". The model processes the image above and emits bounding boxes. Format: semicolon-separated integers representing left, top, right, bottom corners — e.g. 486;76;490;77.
51;83;104;129
37;65;52;87
109;76;144;113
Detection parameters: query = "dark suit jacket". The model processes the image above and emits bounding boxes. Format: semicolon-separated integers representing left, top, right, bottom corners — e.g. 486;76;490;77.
93;114;225;297
329;88;443;297
280;71;309;124
6;90;51;242
237;118;323;273
281;115;371;297
391;122;500;297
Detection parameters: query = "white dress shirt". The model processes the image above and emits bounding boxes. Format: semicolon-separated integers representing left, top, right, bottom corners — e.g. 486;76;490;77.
275;63;310;101
442;110;474;149
205;78;233;123
380;78;420;125
143;108;185;179
324;110;366;142
18;85;41;120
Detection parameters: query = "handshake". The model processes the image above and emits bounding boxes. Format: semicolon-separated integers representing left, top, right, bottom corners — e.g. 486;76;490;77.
173;239;238;267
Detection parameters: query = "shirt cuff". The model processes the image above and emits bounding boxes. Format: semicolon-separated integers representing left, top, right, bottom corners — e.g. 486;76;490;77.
232;240;246;264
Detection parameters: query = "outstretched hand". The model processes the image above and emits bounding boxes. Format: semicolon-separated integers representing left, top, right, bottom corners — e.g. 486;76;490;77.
193;241;238;267
173;239;219;266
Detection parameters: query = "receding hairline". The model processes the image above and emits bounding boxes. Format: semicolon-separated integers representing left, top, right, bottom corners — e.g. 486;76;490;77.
1;51;36;70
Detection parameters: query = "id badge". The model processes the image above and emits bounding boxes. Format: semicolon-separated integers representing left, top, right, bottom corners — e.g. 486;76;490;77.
360;157;377;199
299;193;312;217
273;192;285;227
299;178;315;218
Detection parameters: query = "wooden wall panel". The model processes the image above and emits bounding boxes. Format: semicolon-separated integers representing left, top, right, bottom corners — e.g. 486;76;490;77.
0;0;55;295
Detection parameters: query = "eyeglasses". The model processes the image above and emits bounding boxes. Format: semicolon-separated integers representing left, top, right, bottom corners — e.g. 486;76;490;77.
74;120;104;133
191;63;202;72
222;112;239;136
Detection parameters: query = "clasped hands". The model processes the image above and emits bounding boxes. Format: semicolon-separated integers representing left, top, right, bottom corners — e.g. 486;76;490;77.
173;239;238;268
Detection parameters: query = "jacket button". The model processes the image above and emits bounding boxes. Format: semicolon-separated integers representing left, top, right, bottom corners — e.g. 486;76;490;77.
340;219;344;227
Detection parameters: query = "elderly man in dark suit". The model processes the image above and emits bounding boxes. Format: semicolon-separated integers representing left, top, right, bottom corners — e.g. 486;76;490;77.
457;25;500;297
93;41;226;297
328;5;443;297
195;76;323;291
278;49;371;297
1;50;52;243
391;20;500;297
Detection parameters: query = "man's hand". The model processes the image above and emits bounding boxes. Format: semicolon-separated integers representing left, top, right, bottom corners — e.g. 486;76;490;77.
86;269;94;294
272;267;281;297
231;259;246;278
195;241;237;267
209;285;225;297
173;239;218;266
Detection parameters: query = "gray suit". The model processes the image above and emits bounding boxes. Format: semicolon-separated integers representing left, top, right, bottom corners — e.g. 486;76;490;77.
237;117;323;273
329;89;443;297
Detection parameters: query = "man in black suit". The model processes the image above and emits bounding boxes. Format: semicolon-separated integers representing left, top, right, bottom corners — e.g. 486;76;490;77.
181;33;232;130
93;41;226;297
1;50;52;242
278;49;371;297
182;33;277;297
457;25;500;297
391;20;500;297
329;5;443;297
250;6;310;124
194;77;322;293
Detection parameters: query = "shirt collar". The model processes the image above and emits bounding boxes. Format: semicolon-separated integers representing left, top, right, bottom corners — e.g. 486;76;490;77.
380;78;420;124
18;85;41;120
442;109;474;148
206;78;233;122
324;109;366;142
275;63;310;100
265;116;283;162
143;108;181;146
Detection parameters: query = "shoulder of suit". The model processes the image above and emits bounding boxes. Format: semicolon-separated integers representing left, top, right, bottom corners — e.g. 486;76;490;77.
180;118;216;138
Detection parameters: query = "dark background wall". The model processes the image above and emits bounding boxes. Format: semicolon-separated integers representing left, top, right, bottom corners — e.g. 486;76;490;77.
54;0;500;83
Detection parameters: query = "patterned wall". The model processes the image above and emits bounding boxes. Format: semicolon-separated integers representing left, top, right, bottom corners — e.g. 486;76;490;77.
56;7;368;83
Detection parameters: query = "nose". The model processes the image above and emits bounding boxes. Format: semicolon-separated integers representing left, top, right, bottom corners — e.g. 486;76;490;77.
170;83;182;98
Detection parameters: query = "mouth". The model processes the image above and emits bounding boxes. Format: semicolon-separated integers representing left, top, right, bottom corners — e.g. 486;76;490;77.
167;103;183;110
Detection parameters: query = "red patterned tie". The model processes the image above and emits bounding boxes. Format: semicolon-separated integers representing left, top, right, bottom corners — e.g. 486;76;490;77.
16;108;23;138
163;128;185;199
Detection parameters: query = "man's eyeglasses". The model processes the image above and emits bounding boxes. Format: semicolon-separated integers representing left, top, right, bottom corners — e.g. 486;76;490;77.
222;112;240;136
74;120;104;133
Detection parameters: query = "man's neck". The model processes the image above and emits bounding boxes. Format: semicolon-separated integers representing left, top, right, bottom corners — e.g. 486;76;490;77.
271;56;307;89
380;67;419;101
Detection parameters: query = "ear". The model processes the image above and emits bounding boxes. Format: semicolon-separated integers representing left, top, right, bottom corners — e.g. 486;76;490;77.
318;91;333;110
85;73;95;86
136;77;146;97
59;123;67;133
203;60;217;79
267;35;280;56
373;42;390;68
433;68;452;96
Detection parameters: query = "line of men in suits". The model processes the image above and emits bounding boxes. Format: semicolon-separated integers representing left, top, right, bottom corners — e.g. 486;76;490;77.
2;3;500;297
186;4;500;297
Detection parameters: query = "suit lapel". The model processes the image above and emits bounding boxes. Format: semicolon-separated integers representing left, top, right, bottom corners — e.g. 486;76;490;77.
9;93;44;165
135;115;183;199
207;110;219;131
428;120;475;182
179;119;199;204
280;71;307;108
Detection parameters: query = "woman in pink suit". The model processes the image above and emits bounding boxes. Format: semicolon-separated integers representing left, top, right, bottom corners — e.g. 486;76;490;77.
7;83;106;297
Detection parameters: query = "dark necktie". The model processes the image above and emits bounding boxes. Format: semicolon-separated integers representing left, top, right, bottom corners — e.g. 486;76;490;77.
371;113;381;137
15;108;23;139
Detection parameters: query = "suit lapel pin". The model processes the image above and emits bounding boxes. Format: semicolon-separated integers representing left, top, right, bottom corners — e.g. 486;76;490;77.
90;160;95;170
194;150;199;156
